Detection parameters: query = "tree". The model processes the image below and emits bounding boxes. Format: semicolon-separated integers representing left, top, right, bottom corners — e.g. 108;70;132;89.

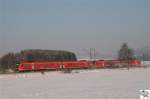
118;43;135;69
138;47;150;61
118;43;134;60
0;53;17;72
19;49;77;62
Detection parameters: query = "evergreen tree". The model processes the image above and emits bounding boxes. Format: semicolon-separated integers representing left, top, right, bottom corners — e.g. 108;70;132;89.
118;43;134;60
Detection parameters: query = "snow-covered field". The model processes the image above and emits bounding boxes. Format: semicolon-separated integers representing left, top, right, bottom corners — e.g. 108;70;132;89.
0;68;150;99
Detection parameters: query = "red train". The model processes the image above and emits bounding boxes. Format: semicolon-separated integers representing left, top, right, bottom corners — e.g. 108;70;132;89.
18;59;141;71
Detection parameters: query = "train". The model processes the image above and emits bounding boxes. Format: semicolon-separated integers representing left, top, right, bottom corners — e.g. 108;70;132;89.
18;59;141;71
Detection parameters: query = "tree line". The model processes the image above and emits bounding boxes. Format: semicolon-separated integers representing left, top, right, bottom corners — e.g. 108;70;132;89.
0;43;150;73
0;49;77;73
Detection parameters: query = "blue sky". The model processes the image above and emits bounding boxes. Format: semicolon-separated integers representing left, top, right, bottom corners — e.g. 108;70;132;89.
0;0;149;58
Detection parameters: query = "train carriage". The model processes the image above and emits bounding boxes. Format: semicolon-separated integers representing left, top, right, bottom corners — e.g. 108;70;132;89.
18;59;141;72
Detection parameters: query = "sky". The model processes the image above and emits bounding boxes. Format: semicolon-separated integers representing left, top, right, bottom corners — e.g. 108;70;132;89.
0;0;150;58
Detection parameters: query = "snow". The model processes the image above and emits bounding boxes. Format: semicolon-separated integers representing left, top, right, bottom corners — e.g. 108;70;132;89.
0;68;150;99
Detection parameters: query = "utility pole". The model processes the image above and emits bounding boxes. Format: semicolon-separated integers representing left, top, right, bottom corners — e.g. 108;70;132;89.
89;48;96;61
90;48;92;61
89;48;96;69
93;48;96;68
93;48;96;61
